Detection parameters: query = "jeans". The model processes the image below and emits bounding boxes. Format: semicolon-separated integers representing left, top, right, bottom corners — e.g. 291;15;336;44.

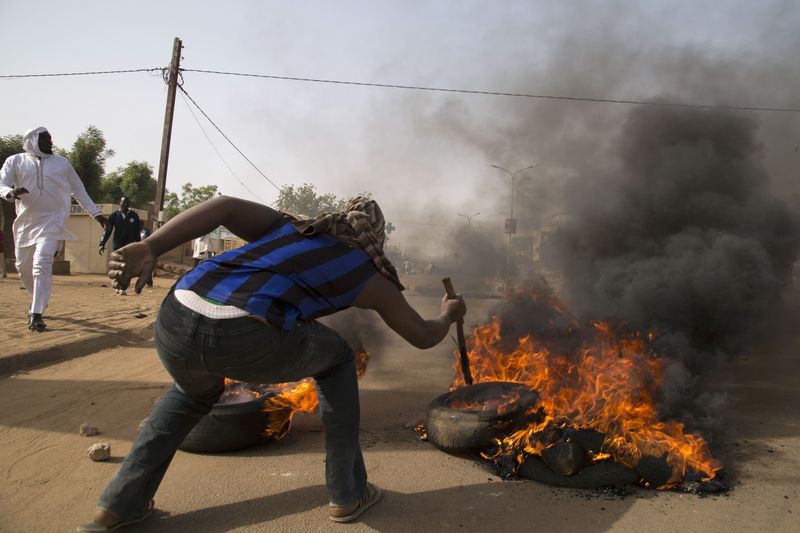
97;290;366;519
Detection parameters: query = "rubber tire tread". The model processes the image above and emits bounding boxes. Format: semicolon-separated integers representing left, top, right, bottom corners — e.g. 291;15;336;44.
179;396;290;454
425;382;541;454
518;456;640;488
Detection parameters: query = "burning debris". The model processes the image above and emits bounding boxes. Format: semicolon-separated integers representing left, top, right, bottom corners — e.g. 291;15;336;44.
426;381;542;454
216;348;372;442
201;307;383;446
427;283;725;492
417;104;799;494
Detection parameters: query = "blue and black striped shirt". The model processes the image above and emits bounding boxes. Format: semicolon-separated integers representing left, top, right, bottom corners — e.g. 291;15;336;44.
175;217;377;329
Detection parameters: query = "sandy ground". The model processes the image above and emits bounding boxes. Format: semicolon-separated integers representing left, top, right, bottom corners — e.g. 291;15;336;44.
0;273;167;374
0;274;798;532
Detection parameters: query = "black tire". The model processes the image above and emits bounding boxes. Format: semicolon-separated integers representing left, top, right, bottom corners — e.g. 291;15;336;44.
179;394;292;454
518;455;640;488
425;382;542;454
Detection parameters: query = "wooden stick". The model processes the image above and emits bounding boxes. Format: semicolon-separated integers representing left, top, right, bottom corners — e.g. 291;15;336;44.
442;277;473;385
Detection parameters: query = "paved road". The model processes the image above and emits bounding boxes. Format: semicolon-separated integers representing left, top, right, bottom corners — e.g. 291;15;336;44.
0;280;797;532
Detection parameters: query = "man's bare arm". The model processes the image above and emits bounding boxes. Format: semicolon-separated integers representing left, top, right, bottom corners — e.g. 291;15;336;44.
352;273;466;349
108;196;283;292
146;196;283;256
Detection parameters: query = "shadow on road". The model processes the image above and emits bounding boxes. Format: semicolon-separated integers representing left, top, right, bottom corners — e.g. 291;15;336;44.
121;482;637;533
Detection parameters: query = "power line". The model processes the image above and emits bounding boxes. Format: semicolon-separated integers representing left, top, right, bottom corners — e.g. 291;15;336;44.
4;66;798;113
393;219;501;230
177;85;282;192
0;68;162;79
178;90;264;201
183;68;800;114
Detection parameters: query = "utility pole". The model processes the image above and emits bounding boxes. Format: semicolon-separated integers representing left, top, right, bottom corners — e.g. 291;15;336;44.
154;37;183;227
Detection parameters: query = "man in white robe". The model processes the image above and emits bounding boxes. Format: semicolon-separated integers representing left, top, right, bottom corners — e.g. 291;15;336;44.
0;127;108;331
191;234;214;267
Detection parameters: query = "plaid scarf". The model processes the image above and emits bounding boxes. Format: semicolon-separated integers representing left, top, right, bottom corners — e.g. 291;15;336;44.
291;196;404;290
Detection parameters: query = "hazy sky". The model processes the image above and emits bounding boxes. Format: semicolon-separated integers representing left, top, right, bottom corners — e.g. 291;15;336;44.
2;1;798;247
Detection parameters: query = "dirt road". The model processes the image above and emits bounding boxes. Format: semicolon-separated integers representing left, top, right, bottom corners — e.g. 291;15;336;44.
0;274;165;375
0;275;798;532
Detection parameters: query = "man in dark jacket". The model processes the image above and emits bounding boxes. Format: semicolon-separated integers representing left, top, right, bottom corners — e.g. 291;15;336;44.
99;197;140;295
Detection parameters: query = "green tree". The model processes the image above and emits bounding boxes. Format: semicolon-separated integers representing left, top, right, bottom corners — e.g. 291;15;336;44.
60;125;114;199
0;134;23;257
274;183;341;217
163;182;221;220
100;161;157;209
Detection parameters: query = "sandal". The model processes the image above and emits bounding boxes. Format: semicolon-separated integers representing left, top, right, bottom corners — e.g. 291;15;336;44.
328;483;382;523
76;500;155;532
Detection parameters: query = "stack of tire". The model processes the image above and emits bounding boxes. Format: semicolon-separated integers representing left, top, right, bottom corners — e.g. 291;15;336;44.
424;381;638;488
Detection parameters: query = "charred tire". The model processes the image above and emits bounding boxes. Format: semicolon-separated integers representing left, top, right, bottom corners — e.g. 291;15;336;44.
518;456;640;488
425;381;542;454
179;395;292;454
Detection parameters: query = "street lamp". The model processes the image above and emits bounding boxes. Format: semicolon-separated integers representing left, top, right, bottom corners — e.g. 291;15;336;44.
490;163;536;220
490;163;536;286
457;211;481;227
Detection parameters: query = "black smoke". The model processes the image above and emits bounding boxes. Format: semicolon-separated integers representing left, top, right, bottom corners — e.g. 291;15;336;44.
526;104;800;441
542;105;800;355
349;5;800;467
450;224;505;280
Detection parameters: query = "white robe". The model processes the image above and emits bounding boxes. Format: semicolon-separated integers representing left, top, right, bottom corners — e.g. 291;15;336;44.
0;131;101;248
192;235;211;259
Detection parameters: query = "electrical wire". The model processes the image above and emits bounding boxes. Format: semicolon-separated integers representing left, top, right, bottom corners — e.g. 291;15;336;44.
393;219;501;230
177;85;282;192
4;66;798;113
182;68;800;113
0;68;161;79
178;90;264;201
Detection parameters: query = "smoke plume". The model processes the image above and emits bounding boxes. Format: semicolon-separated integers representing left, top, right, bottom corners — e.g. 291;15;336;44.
356;3;800;451
542;105;800;354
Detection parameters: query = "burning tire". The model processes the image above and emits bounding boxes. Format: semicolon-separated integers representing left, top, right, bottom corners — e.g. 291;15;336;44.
179;394;292;454
425;381;542;454
518;455;640;488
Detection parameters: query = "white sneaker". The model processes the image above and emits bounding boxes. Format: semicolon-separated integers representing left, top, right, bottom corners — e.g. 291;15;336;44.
119;289;127;296
114;289;120;295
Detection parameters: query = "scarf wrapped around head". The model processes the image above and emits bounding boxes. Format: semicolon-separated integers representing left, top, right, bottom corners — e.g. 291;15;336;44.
23;127;51;158
292;196;405;290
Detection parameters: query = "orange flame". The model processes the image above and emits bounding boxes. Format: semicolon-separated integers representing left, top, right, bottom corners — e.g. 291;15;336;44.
459;289;722;488
220;378;268;403
355;350;369;377
222;350;372;440
447;387;528;416
262;380;319;438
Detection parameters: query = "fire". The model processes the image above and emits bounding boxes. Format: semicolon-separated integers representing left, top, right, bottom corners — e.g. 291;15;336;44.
222;350;371;439
355;350;370;377
220;378;270;404
446;386;529;416
262;380;320;438
458;288;722;488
